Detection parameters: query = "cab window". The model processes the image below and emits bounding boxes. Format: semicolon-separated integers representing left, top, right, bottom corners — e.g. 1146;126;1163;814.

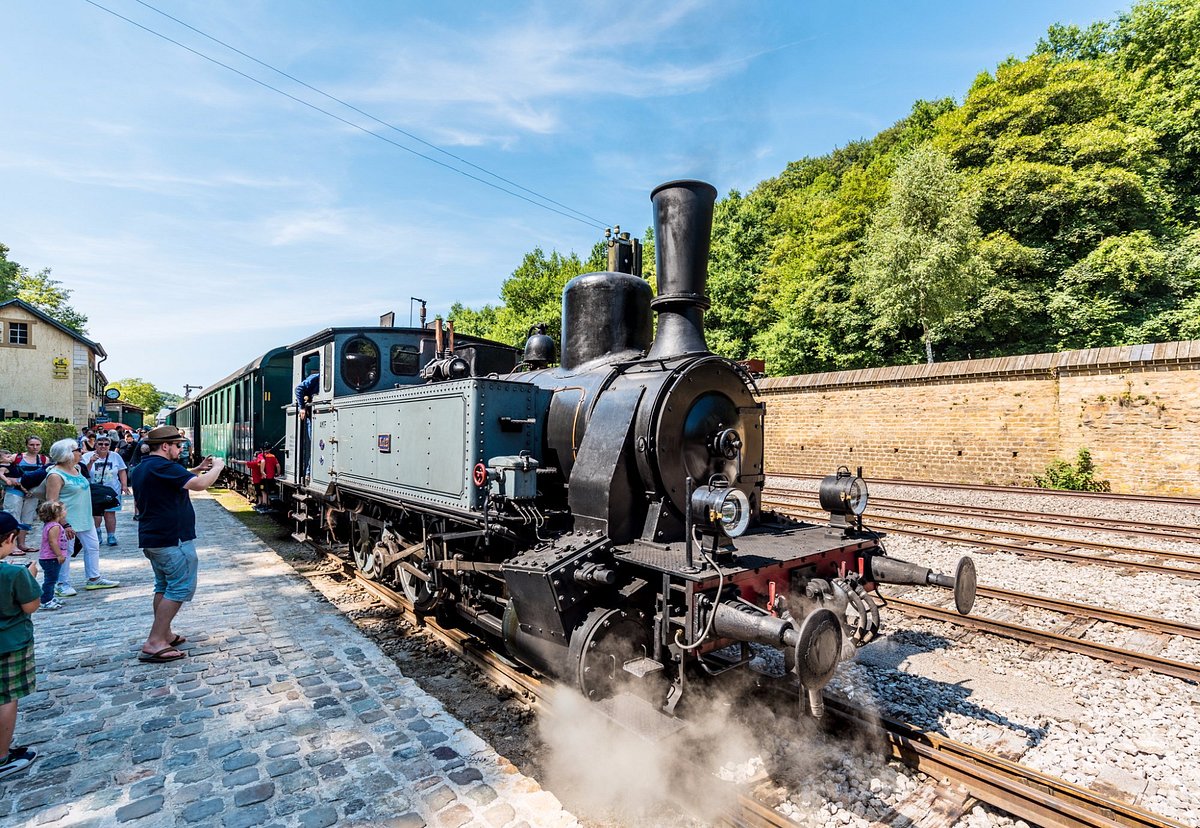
342;337;380;391
390;344;419;376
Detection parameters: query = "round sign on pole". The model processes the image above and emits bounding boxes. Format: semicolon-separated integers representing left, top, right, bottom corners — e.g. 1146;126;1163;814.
104;388;121;400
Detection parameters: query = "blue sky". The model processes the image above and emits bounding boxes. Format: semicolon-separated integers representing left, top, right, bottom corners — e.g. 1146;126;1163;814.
2;0;1123;395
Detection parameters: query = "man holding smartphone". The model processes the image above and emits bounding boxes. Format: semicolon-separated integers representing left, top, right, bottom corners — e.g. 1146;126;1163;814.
129;427;224;664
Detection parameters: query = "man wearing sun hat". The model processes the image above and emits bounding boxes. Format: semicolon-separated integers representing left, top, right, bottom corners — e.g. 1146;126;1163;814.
128;427;224;664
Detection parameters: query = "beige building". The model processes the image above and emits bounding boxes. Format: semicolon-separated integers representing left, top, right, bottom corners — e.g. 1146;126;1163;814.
0;298;107;426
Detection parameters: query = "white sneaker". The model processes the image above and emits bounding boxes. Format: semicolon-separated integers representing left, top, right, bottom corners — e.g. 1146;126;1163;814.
39;600;62;611
54;584;78;598
84;578;121;591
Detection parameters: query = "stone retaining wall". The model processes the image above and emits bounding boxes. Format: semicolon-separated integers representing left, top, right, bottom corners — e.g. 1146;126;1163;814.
756;341;1200;495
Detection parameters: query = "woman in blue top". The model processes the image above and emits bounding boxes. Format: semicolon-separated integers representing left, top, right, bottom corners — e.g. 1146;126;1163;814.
43;440;120;597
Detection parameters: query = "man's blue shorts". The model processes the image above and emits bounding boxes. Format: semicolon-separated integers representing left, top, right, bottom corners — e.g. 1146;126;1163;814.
143;540;198;602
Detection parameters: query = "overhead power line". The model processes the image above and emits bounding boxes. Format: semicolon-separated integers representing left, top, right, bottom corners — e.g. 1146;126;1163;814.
83;0;612;231
131;0;609;229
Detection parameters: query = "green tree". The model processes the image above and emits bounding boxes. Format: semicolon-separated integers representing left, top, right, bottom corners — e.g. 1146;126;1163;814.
706;190;769;360
106;378;164;417
451;247;595;349
0;244;89;334
854;145;991;363
1047;230;1174;348
1108;0;1200;222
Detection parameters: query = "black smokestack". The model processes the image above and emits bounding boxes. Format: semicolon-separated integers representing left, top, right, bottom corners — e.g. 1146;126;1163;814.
647;180;717;360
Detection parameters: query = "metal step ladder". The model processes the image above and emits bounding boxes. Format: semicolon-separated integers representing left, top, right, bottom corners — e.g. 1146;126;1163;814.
290;491;311;543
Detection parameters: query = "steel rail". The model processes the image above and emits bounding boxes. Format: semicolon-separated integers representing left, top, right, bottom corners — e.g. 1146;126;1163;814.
313;552;1180;828
881;595;1200;683
771;473;1200;507
766;495;1200;565
762;498;1200;579
822;698;1189;828
329;554;546;703
326;554;794;828
975;585;1200;641
763;488;1200;542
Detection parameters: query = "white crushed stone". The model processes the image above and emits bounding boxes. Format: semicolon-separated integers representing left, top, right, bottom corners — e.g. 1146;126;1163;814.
752;475;1200;827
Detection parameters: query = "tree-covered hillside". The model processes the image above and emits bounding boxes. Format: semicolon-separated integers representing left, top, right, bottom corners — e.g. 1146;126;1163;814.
454;0;1200;376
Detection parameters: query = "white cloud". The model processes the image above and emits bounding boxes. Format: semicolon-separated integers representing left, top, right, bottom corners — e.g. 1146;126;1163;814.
339;1;753;143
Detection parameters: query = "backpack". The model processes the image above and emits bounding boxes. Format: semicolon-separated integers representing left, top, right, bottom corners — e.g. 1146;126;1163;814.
83;458;121;515
90;484;119;515
20;468;49;497
15;455;50;499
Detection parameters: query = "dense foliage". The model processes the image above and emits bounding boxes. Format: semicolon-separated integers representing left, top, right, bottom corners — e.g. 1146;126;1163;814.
454;0;1200;374
0;420;78;454
1035;447;1112;492
105;378;165;417
0;244;88;335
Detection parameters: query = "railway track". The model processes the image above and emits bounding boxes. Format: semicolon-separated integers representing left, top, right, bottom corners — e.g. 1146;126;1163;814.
766;489;1200;543
973;584;1200;641
314;548;1187;828
772;473;1200;508
762;493;1200;579
882;593;1200;684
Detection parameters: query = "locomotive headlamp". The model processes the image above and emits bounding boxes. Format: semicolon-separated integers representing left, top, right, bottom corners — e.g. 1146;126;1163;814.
690;485;752;538
818;467;869;516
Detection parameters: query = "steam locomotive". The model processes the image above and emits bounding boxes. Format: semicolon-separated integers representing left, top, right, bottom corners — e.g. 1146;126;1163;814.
171;180;976;723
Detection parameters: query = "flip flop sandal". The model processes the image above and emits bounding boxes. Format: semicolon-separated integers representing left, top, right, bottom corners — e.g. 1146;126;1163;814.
170;635;187;647
138;647;187;663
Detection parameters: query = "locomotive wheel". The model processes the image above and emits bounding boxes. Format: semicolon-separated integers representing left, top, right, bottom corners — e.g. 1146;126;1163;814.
567;607;650;701
397;562;438;613
352;534;380;580
397;534;440;614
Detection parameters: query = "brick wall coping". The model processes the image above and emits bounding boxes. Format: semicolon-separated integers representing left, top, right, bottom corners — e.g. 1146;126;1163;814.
756;340;1200;393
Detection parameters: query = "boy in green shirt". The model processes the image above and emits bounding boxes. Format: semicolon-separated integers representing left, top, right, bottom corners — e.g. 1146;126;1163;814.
0;511;40;779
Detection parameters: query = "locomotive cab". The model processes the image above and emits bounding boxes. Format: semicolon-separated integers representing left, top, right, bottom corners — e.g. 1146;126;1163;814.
283;326;522;493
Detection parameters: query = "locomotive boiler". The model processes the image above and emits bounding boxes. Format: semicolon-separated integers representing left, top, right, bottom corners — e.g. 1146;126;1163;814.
276;179;976;722
177;179;976;723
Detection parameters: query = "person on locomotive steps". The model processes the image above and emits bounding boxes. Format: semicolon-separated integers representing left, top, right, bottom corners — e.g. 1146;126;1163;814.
44;439;121;596
129;426;223;664
295;369;319;477
82;436;131;547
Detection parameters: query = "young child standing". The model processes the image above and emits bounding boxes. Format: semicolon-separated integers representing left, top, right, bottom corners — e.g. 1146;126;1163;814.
36;501;68;611
0;511;40;779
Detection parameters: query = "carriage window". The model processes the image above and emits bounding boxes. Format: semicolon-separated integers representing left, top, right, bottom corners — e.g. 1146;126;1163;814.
342;337;381;391
390;344;419;376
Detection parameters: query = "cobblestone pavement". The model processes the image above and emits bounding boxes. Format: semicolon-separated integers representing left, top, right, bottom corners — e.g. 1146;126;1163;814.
0;494;577;828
